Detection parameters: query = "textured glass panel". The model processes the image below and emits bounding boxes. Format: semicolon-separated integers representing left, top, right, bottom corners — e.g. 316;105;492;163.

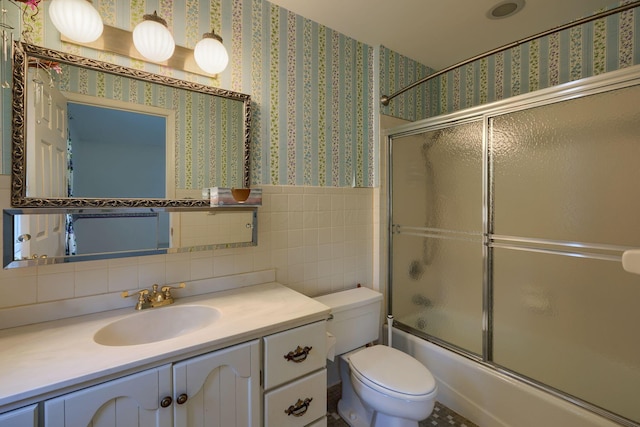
391;121;483;232
392;233;483;355
491;84;640;246
493;248;640;423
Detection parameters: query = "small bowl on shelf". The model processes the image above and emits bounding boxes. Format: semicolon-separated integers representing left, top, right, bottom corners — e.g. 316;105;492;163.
231;188;251;203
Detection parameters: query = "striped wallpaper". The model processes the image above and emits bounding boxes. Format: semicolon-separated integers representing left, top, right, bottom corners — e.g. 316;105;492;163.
20;0;376;188
379;46;435;122
381;1;640;120
58;64;245;189
7;0;639;187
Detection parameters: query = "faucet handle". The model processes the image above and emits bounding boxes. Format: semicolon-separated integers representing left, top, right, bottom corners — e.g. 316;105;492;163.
161;282;186;299
121;289;149;299
121;289;151;310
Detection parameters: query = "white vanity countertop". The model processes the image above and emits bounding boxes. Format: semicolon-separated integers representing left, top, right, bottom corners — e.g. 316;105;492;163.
0;282;330;409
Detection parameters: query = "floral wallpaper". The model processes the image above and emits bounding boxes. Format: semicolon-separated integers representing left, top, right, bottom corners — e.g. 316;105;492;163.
379;46;435;122
16;0;376;188
381;1;639;120
6;0;638;186
58;64;245;189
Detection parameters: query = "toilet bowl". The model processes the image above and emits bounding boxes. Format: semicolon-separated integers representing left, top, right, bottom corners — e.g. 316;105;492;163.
314;288;438;427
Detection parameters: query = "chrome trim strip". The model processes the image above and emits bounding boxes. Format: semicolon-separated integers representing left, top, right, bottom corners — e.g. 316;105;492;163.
491;234;635;253
394;226;483;242
490;242;622;263
396;225;482;236
387;133;395;317
399;231;482;243
490;234;631;262
482;115;492;362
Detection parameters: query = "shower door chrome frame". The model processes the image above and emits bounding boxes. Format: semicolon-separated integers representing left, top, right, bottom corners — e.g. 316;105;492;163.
386;63;640;427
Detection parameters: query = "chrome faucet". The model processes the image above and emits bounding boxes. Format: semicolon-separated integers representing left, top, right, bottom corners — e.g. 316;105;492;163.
121;282;186;310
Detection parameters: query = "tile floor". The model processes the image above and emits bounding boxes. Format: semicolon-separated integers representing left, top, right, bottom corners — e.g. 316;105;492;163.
326;383;480;427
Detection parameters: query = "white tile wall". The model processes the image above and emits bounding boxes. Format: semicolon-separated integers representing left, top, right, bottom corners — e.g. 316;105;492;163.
0;176;375;324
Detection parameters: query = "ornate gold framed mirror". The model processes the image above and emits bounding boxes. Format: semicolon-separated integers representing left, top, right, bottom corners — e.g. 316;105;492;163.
11;42;251;208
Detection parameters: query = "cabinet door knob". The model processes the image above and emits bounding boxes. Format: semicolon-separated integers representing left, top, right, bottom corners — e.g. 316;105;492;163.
284;397;313;417
284;345;312;363
160;396;172;408
176;393;189;405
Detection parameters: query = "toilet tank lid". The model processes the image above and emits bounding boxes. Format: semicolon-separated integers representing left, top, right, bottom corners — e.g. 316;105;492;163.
314;287;382;312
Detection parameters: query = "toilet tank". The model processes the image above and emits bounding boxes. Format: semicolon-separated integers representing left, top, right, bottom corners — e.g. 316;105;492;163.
314;287;383;355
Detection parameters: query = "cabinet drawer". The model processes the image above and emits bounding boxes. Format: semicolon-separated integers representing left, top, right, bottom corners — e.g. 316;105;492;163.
264;368;327;427
263;321;326;389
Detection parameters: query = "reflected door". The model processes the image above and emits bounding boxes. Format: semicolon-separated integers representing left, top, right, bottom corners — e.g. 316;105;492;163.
22;68;66;259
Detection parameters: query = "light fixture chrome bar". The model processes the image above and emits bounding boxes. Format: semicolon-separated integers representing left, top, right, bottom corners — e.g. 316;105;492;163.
61;24;210;78
380;1;640;106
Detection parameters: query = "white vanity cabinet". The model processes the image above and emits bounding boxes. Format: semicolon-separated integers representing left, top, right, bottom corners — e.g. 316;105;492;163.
263;321;327;427
173;339;260;426
44;364;173;427
0;283;332;427
43;340;259;427
0;404;37;427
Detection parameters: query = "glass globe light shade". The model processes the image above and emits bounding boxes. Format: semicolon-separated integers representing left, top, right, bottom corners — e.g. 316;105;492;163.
194;32;229;75
132;12;175;63
48;0;104;43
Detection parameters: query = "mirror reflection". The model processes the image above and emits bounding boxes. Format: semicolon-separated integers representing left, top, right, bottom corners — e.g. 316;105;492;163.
12;42;251;208
3;208;257;268
6;43;257;268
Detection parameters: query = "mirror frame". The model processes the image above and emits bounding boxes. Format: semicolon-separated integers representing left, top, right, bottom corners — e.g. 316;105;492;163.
11;42;251;208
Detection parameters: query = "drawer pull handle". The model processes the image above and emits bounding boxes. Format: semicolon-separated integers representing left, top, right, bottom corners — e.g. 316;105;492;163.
284;345;312;363
176;393;188;405
160;396;172;408
284;397;313;417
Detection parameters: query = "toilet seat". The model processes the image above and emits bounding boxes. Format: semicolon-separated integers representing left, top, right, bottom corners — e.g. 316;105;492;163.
348;345;436;400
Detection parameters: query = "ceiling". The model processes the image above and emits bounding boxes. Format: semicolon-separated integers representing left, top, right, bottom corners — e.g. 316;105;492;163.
267;0;621;70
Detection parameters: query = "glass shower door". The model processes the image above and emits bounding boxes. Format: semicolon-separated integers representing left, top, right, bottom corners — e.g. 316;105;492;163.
390;121;485;355
489;84;640;423
389;75;640;426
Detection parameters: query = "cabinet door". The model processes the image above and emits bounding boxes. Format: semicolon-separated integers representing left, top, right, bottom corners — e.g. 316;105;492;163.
0;404;37;427
173;340;260;427
44;364;172;427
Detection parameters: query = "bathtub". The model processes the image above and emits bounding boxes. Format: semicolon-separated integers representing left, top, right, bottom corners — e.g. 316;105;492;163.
390;327;624;427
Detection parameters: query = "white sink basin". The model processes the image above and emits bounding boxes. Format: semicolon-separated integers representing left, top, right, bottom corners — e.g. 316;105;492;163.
94;305;221;346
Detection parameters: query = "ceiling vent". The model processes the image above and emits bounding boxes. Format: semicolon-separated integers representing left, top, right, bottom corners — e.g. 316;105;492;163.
487;0;526;19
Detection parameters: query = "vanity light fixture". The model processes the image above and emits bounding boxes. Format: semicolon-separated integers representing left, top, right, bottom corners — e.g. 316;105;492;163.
55;10;229;77
48;0;103;43
132;11;175;63
194;30;229;75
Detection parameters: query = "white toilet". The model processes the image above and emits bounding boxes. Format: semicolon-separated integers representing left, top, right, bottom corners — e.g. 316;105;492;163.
315;287;437;427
